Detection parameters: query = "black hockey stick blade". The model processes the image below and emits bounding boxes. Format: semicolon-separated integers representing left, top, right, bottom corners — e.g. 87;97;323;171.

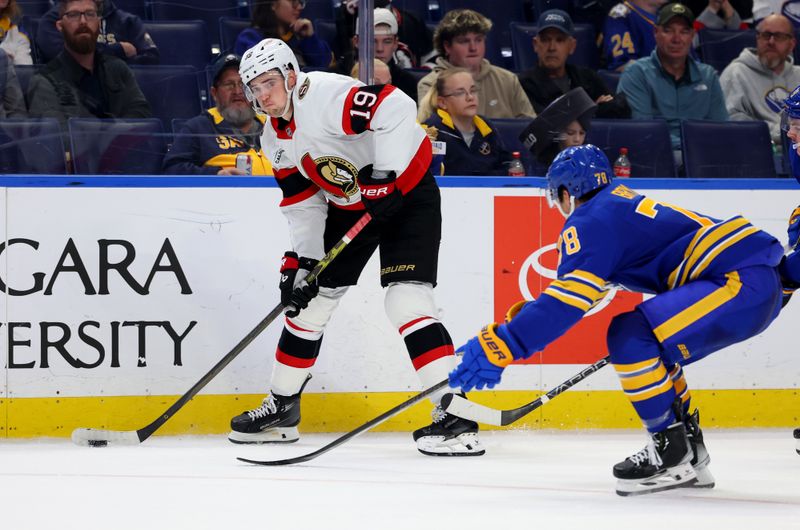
237;379;449;466
71;212;373;447
441;356;610;427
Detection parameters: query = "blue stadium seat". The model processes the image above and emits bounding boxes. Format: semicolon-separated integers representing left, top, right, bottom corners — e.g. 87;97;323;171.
597;69;621;94
586;119;677;178
143;20;212;70
171;118;188;135
697;28;756;73
314;18;338;57
130;65;203;128
681;120;775;178
69;118;166;175
219;17;250;54
113;0;148;18
301;0;335;21
17;0;51;17
510;22;599;71
0;118;66;174
148;0;242;52
488;118;537;175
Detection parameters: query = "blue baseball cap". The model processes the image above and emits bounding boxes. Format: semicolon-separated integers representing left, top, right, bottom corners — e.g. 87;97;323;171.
537;9;574;36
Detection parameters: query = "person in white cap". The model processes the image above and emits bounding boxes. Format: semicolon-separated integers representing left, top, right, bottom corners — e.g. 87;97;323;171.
339;7;418;99
228;38;485;458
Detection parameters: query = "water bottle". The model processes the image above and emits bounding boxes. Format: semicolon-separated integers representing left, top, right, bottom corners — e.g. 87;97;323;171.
613;147;631;178
508;151;525;176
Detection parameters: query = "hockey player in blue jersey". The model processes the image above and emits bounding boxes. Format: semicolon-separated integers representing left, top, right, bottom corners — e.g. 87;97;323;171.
450;144;793;495
779;86;800;454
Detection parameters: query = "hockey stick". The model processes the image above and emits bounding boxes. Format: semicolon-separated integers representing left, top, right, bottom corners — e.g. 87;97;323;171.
237;379;449;466
440;355;610;427
71;212;373;447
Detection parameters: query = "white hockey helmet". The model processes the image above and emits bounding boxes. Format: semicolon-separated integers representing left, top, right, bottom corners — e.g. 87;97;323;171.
239;38;300;116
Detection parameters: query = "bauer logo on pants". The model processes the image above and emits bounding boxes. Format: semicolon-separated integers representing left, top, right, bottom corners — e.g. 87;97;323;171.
493;196;643;364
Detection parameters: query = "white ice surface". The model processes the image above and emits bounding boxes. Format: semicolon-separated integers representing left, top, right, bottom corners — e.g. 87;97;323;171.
1;430;798;530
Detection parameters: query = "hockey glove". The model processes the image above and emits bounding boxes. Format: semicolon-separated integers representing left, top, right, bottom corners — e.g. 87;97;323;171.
788;206;800;250
358;169;403;222
449;323;524;392
279;251;319;318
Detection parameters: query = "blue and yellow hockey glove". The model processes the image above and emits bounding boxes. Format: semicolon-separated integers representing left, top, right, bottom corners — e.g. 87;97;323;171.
788;206;800;250
449;323;525;392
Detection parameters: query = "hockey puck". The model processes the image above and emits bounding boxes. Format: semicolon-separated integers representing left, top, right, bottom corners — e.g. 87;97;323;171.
88;439;108;447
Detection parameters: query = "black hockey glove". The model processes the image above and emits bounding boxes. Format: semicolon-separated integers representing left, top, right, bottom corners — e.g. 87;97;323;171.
279;251;319;318
358;169;403;222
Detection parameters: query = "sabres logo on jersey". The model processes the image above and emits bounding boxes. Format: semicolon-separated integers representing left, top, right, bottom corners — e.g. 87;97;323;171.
314;155;359;197
609;2;630;18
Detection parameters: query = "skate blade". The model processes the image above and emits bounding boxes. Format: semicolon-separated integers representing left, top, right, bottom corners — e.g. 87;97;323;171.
417;432;485;457
689;463;715;488
227;427;300;445
616;462;698;497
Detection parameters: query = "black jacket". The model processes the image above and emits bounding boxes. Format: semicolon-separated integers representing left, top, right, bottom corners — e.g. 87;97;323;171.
518;63;631;119
27;50;151;128
37;1;159;65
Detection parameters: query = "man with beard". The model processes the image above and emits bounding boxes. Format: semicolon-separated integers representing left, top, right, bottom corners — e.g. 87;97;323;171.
162;53;271;175
27;0;151;129
720;14;800;148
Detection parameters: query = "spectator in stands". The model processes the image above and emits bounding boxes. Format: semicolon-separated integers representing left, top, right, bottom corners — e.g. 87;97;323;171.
417;9;535;121
0;0;31;65
603;0;667;71
692;0;747;31
163;54;271;175
336;0;433;66
234;0;332;68
0;48;24;116
338;8;418;99
27;0;151;129
519;9;631;119
618;3;728;149
350;58;393;84
37;0;159;65
420;68;513;176
520;87;597;168
721;14;800;146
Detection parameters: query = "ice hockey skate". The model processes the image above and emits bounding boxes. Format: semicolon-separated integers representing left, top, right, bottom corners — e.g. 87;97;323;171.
794;428;800;455
413;404;485;456
685;409;714;488
228;390;302;444
613;417;697;496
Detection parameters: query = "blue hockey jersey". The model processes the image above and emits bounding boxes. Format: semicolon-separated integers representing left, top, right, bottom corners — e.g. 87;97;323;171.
603;1;657;71
504;184;784;357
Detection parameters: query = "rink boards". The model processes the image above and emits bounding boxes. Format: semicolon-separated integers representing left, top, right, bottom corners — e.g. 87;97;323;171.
0;176;798;437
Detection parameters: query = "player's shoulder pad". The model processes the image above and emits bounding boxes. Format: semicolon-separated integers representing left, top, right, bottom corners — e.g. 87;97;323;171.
609;2;631;18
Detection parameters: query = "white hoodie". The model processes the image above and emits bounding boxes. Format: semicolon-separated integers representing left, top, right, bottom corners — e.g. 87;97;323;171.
720;47;800;143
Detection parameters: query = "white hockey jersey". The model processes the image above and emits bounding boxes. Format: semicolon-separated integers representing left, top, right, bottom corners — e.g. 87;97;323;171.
261;71;432;260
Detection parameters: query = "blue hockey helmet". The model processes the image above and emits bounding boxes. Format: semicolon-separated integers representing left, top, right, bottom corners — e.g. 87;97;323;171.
781;84;800;132
545;144;612;217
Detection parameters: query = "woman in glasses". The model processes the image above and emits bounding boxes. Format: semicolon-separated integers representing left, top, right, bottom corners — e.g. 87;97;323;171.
234;0;333;69
420;68;513;176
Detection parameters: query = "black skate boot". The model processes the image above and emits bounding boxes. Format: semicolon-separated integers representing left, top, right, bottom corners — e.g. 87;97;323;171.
613;415;697;496
684;408;714;488
413;404;485;457
794;428;800;455
228;376;310;444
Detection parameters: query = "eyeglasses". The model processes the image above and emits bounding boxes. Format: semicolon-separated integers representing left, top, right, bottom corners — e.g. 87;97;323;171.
62;9;99;21
441;87;480;98
756;31;794;42
291;0;306;7
216;80;242;91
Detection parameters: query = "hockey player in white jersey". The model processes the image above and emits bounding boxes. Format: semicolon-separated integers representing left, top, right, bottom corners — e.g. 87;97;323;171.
227;38;483;456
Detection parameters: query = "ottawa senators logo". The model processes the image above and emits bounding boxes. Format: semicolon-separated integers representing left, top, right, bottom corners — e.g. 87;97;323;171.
315;156;359;197
298;77;311;100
